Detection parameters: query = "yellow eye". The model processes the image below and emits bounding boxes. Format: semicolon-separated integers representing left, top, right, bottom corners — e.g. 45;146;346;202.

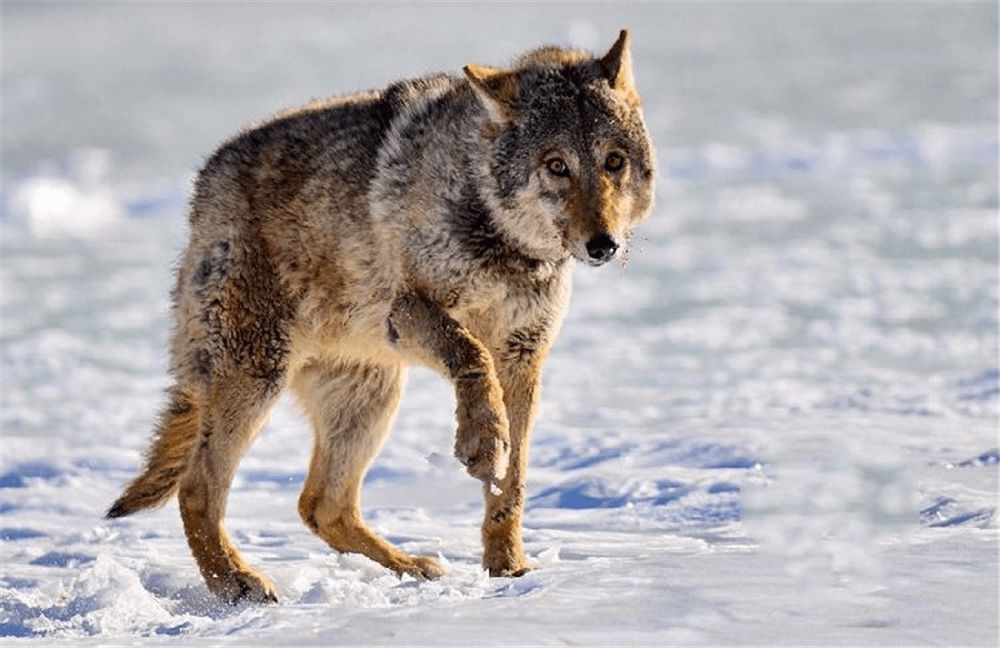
546;158;569;177
605;152;625;172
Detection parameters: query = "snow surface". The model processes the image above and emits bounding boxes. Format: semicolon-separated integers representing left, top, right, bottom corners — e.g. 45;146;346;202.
2;2;998;645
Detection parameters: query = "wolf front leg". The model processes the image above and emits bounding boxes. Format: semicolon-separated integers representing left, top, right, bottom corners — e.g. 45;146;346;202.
480;346;547;577
387;293;511;486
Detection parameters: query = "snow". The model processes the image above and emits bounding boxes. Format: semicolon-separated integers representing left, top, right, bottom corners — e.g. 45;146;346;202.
2;2;998;645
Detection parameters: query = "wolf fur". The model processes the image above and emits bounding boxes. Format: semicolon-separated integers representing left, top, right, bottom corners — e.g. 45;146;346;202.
107;29;656;604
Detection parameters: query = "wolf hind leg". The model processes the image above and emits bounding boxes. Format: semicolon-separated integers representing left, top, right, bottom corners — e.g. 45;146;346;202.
292;360;445;579
178;372;283;604
107;385;201;518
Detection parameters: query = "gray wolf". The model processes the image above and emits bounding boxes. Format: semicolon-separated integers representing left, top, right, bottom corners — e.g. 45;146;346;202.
107;29;656;604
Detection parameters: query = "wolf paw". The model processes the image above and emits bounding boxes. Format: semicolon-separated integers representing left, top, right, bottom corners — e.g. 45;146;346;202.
483;556;532;578
489;565;532;578
455;418;510;484
454;376;510;484
213;569;278;605
482;540;531;578
484;553;532;577
402;555;448;580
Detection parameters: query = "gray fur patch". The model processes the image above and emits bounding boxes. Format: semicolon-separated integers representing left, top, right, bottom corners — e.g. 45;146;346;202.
192;239;231;287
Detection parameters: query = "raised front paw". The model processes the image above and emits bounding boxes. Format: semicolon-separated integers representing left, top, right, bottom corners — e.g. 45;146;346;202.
454;403;510;484
458;431;510;484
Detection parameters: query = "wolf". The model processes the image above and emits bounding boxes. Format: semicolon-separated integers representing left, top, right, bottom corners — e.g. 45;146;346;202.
107;29;656;604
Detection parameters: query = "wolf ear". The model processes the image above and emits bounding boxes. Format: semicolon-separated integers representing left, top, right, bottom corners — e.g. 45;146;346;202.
464;63;518;123
599;29;640;108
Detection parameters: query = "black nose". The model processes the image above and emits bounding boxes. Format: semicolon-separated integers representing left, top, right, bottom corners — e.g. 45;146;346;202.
586;234;619;263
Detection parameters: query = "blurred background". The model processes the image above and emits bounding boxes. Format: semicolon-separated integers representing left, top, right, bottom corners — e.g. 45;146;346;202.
4;2;996;183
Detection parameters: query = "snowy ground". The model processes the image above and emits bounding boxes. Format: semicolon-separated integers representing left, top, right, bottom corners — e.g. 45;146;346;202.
2;2;998;645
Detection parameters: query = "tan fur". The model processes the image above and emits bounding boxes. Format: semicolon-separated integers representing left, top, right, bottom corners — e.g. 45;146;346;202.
108;29;656;604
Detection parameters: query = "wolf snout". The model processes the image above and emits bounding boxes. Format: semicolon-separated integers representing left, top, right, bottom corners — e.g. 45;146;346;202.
585;233;619;265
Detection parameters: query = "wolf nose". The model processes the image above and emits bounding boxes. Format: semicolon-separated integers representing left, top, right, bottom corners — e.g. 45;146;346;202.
586;234;619;263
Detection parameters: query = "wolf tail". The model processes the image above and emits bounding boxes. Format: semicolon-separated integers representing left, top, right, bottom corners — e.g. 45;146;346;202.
106;387;201;518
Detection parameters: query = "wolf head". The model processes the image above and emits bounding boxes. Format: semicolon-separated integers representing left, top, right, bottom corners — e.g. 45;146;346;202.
464;29;657;267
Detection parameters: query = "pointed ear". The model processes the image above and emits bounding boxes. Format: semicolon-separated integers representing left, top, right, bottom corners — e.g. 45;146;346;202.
464;63;518;123
599;29;640;108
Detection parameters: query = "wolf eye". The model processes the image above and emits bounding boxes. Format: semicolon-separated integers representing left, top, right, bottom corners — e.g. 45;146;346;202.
545;158;570;178
605;152;625;172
